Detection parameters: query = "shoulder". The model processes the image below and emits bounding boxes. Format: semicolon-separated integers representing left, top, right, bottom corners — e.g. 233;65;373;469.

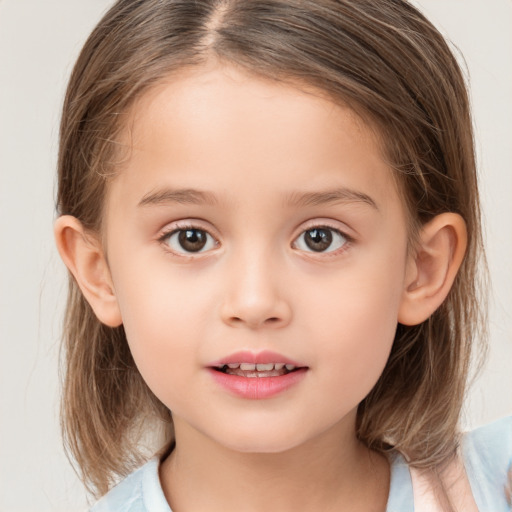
462;415;512;511
386;452;414;511
89;457;172;512
463;415;512;474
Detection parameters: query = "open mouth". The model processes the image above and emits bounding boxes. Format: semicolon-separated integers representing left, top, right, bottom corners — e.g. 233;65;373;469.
208;354;308;398
212;362;302;378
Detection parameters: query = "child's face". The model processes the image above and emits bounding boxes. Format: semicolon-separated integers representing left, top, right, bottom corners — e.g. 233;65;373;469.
103;64;412;453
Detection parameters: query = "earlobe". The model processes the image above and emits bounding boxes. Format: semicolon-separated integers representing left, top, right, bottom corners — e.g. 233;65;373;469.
54;215;123;327
398;213;467;326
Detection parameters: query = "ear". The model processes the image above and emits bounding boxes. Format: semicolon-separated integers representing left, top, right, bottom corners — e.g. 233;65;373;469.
398;213;467;326
54;215;122;327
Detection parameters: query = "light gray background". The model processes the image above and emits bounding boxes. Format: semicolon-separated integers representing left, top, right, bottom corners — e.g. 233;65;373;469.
0;1;511;510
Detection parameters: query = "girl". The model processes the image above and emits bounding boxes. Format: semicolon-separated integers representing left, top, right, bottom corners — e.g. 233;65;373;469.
53;0;511;510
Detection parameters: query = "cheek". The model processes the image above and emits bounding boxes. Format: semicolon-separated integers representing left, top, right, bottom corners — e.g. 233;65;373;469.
303;255;406;393
119;298;197;412
317;296;397;379
110;263;217;399
307;303;398;415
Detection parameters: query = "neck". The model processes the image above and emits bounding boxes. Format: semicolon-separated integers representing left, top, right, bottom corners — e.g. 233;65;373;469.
160;413;389;512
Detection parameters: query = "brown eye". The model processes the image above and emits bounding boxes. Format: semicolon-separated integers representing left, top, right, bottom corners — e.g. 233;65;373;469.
294;227;347;253
304;228;332;251
165;228;216;253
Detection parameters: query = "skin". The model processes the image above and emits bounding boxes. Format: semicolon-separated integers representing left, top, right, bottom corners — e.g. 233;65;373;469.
55;62;468;511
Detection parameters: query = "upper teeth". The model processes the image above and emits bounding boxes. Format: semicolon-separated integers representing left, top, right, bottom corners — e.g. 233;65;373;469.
222;363;296;371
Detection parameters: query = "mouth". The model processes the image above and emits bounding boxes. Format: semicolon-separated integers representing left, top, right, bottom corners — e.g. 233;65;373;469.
212;362;302;378
208;351;308;399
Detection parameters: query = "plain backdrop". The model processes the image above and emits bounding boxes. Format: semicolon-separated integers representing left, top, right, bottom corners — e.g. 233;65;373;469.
0;1;511;510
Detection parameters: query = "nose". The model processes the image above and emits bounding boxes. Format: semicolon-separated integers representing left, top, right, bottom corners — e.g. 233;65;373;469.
219;248;292;330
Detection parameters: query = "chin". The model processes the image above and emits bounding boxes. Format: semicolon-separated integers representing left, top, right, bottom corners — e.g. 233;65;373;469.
209;421;313;455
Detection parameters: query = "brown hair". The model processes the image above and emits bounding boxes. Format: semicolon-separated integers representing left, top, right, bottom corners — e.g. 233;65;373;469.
57;0;487;498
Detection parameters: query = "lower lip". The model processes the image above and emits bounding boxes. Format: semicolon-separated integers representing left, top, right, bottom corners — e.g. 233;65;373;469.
208;368;308;399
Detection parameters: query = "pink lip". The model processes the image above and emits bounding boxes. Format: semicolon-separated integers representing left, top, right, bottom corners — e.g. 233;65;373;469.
208;350;303;367
207;350;308;400
208;368;307;399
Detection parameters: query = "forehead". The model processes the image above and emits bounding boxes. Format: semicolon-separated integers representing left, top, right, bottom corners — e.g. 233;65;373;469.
108;63;401;215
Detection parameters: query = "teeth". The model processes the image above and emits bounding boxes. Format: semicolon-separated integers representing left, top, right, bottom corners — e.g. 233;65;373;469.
256;363;274;371
219;362;297;371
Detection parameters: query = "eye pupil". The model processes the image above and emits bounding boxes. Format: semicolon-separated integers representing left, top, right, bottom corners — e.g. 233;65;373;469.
304;228;333;252
178;229;207;252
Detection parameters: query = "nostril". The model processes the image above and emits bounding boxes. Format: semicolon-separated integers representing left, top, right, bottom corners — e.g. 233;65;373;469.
227;315;282;328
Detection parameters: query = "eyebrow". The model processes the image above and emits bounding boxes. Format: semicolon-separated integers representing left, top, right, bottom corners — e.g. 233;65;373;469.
138;186;378;210
138;188;218;207
285;188;378;210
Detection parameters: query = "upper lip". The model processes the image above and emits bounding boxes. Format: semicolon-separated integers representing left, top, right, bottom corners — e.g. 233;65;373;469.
208;350;305;368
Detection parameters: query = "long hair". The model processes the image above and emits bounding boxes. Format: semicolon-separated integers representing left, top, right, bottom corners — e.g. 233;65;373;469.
56;0;487;497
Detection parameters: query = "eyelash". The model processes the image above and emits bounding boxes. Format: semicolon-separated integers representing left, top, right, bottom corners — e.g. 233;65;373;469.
158;222;353;256
292;224;352;255
158;223;219;256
